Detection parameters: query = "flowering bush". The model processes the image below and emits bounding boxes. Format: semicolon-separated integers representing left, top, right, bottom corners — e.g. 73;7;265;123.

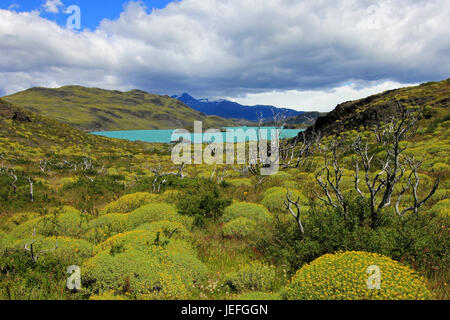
286;251;434;300
234;291;282;300
84;230;207;299
128;203;192;229
221;202;272;224
101;192;158;214
224;261;277;293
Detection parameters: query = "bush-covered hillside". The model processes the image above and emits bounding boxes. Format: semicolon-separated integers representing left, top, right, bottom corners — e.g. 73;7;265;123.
0;81;448;300
3;86;248;131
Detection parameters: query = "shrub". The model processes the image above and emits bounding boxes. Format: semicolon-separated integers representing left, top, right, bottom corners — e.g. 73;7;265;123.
9;208;88;239
222;217;258;240
175;178;231;227
286;251;434;300
83;248;165;296
84;234;207;298
135;220;192;241
222;202;272;224
227;178;252;187
1;212;41;232
261;187;306;213
89;290;126;300
85;213;129;243
128;203;192;229
234;291;282;300
430;199;450;218
101;192;157;214
224;261;277;293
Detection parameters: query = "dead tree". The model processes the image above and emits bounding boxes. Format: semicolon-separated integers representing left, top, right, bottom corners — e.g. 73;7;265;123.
27;177;34;202
211;166;229;183
39;160;48;174
284;189;305;237
353;108;438;225
24;228;58;263
281;121;319;169
315;137;348;217
395;157;440;216
8;169;17;194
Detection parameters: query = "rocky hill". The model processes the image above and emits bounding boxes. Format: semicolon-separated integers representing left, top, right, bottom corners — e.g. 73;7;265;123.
306;79;450;137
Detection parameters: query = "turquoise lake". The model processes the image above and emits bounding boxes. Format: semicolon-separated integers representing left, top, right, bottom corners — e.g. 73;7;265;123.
91;127;304;144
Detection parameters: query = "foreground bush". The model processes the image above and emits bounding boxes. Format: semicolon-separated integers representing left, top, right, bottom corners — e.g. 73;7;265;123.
84;231;207;299
101;192;157;214
286;251;433;300
222;202;272;224
128;203;192;229
234;291;282;300
224;261;277;293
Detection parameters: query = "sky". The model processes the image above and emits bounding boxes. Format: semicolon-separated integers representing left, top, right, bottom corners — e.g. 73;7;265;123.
0;0;449;112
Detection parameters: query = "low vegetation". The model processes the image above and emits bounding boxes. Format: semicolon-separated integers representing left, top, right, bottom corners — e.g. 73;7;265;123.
0;80;448;300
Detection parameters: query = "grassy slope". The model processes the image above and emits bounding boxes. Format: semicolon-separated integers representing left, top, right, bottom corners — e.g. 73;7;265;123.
0;97;156;160
3;86;246;131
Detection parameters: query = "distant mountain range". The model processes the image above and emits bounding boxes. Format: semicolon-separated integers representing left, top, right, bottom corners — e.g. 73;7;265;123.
172;93;305;122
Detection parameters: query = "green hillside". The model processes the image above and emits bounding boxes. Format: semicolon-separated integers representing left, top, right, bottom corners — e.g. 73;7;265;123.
3;86;246;131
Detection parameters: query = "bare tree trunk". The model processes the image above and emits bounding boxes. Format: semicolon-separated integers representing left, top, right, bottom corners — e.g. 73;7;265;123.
28;177;34;202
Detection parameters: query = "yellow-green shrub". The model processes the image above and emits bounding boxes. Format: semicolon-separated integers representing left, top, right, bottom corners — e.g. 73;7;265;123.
430;199;449;218
128;203;192;229
101;192;158;214
224;261;277;293
85;213;129;243
227;178;252;187
1;212;41;232
83;248;165;296
221;202;272;224
261;187;306;213
222;217;259;240
286;251;433;300
135;220;192;241
9;210;88;239
89;290;126;300
6;236;93;265
234;291;282;300
84;236;207;298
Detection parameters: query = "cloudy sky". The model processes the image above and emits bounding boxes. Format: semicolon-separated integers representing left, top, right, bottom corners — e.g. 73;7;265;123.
0;0;449;111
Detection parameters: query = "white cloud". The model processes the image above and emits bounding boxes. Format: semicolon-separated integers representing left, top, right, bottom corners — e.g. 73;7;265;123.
7;4;20;10
226;81;418;112
0;0;449;110
42;0;63;14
